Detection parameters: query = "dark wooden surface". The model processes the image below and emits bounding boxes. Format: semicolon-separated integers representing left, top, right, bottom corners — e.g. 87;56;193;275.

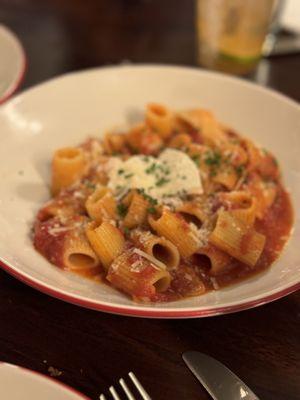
1;1;300;399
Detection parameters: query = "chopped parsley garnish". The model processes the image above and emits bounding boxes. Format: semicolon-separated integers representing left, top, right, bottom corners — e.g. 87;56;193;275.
235;165;245;177
156;177;170;187
191;154;201;166
204;151;222;167
123;226;130;236
156;164;170;175
117;203;128;217
124;173;133;179
137;188;158;205
145;163;157;174
118;169;124;175
147;207;156;214
148;196;158;205
129;146;138;154
84;181;96;189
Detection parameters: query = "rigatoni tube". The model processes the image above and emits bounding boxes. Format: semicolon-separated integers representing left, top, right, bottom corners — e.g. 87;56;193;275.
209;210;266;267
86;221;125;270
52;147;86;195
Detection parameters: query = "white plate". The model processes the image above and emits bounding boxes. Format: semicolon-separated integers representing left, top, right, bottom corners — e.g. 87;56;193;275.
0;25;26;104
0;362;89;399
0;65;299;318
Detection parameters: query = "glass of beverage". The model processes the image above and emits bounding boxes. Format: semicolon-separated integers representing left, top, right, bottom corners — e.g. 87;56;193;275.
196;0;282;75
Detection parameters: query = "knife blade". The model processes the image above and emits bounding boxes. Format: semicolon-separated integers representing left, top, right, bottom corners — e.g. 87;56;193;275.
182;351;260;400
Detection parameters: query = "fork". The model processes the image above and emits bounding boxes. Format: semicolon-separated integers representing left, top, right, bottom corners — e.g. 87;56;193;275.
100;371;151;400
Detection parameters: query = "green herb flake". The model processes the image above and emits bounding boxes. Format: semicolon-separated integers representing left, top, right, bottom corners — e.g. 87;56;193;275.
123;227;130;236
117;203;128;217
85;181;96;189
147;207;156;214
156;177;170;187
118;169;124;175
204;151;222;167
124;173;134;179
137;188;158;205
235;165;245;177
191;154;201;166
145;163;157;174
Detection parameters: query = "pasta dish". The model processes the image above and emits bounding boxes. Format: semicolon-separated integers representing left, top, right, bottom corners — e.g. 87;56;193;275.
33;104;293;302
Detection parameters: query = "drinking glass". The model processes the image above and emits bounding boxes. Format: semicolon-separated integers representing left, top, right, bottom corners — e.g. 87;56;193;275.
196;0;282;75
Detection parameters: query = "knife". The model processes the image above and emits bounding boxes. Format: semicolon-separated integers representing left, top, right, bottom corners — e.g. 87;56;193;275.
182;351;260;400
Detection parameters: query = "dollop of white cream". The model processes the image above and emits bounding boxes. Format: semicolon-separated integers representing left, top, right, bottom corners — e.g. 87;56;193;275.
107;149;202;201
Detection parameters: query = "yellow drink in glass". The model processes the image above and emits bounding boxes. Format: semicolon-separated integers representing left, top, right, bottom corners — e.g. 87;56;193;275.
196;0;276;75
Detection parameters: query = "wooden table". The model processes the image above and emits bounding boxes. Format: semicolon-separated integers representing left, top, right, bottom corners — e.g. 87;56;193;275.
1;1;300;399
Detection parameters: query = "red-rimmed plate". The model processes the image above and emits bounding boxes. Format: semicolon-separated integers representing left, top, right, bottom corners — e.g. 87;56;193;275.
0;362;89;399
0;65;299;318
0;25;26;104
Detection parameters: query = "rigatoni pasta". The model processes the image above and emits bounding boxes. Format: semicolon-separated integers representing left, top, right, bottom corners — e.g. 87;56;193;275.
85;186;116;223
149;210;200;258
131;229;180;270
107;249;171;299
210;210;266;267
85;221;125;270
52;147;86;195
33;103;293;303
122;191;149;229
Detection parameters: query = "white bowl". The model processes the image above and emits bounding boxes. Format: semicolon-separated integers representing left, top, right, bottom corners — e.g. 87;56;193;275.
0;65;299;318
0;25;26;104
0;362;89;399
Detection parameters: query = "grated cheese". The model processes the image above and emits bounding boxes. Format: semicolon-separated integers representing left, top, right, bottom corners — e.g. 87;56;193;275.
73;190;85;199
210;277;220;290
133;248;167;270
130;260;146;273
48;225;71;236
188;223;210;247
134;230;153;245
184;273;193;281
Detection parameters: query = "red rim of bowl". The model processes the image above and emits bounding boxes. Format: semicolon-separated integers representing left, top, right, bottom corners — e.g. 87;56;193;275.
0;361;90;399
0;26;27;105
0;258;299;318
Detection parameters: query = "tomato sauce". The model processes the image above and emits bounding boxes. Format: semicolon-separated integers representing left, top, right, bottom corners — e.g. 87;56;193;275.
150;186;293;302
212;186;293;289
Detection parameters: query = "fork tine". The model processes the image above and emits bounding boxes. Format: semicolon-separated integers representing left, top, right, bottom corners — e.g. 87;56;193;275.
119;378;136;400
128;372;151;400
99;395;107;400
109;386;121;400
